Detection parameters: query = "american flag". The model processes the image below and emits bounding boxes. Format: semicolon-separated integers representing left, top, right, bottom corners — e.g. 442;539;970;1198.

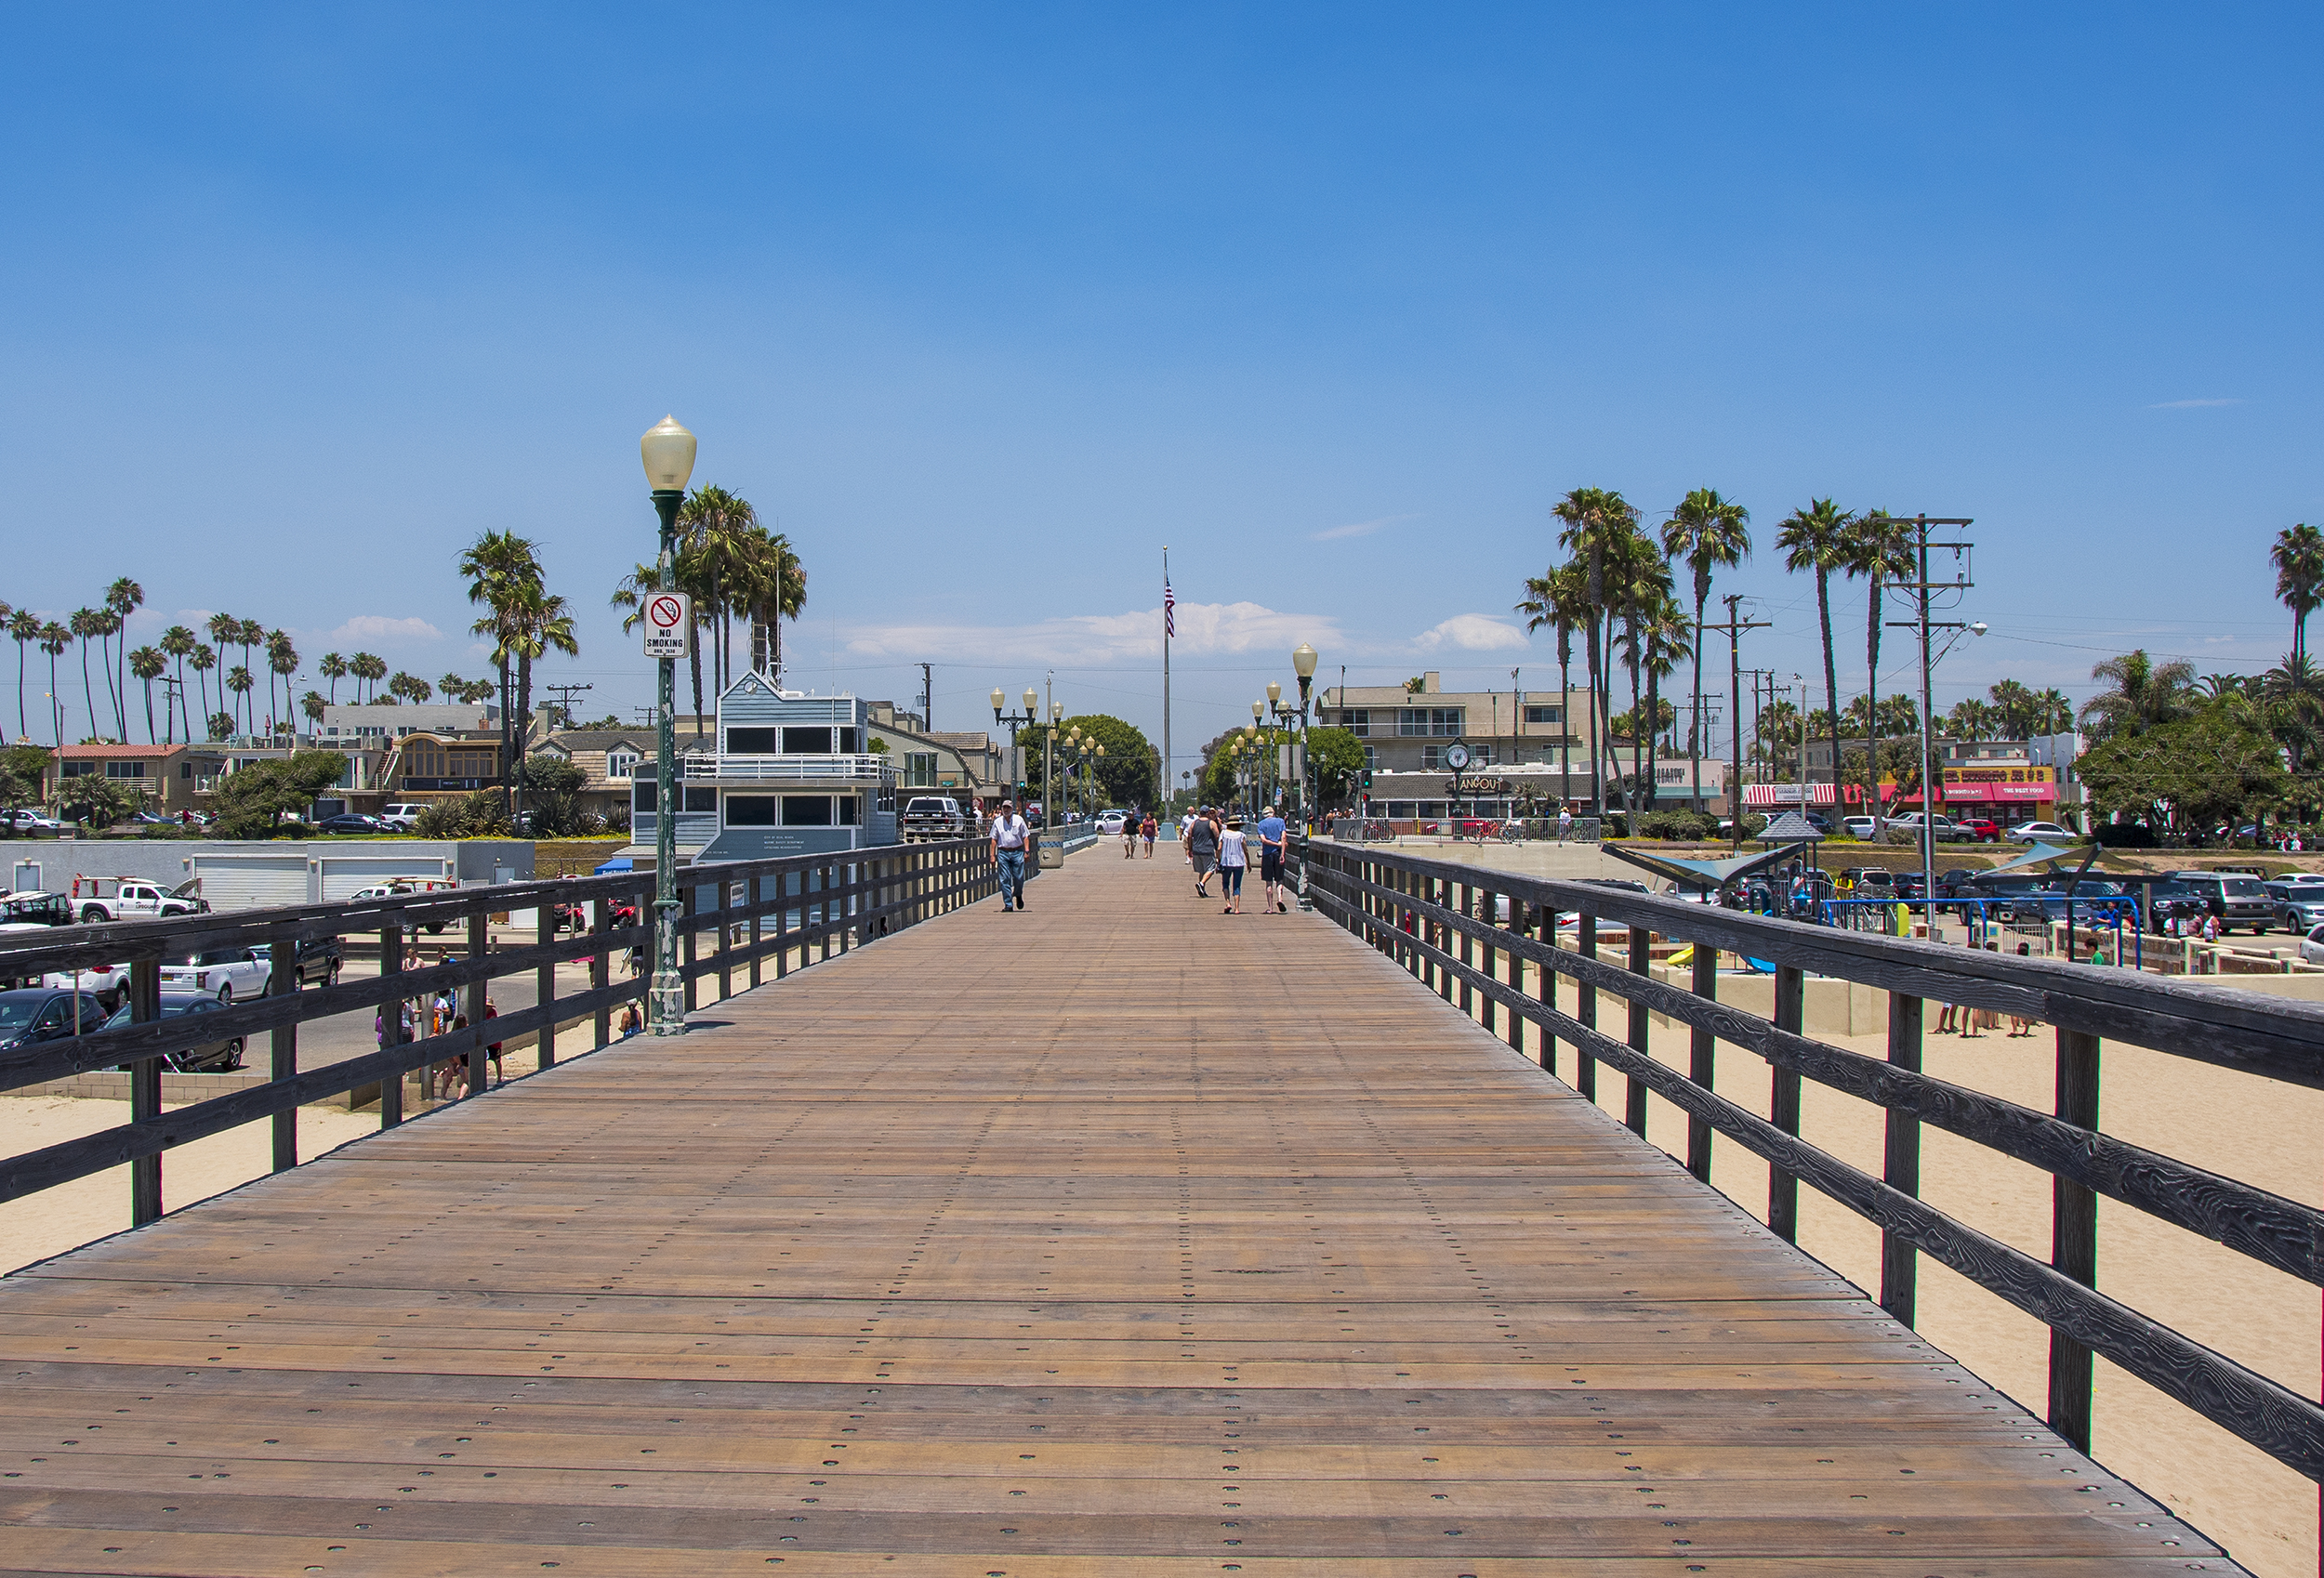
1164;580;1174;638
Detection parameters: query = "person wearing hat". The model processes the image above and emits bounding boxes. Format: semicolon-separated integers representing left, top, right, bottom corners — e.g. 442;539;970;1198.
1218;816;1250;914
990;798;1032;912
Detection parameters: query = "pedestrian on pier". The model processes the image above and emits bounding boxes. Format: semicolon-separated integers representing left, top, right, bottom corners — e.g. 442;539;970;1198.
1219;817;1249;914
1557;803;1573;843
1123;806;1141;859
1186;808;1220;898
1257;803;1288;913
1141;811;1157;857
992;798;1032;912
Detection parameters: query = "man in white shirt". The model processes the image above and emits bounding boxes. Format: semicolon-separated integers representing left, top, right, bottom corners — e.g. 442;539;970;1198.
990;799;1032;912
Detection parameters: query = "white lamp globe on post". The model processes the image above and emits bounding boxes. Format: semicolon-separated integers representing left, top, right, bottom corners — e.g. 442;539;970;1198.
639;415;696;1037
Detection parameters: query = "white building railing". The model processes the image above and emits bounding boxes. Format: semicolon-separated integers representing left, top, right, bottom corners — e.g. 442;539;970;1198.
684;755;891;782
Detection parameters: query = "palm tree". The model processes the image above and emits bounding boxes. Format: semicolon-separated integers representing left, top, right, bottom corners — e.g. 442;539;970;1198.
1659;488;1750;813
1553;488;1640;814
236;620;265;730
613;555;712;732
7;607;39;742
2271;524;2324;666
226;664;255;729
1637;593;1692;813
351;652;386;704
301;690;326;727
507;582;580;749
267;630;297;736
1946;698;1996;743
1843;511;1914;822
459;529;546;809
1775;499;1855;813
1516;561;1590;809
205;613;239;723
103;578;142;741
68;608;105;743
2033;688;2074;736
1604;530;1673;809
129;646;166;743
188;645;218;733
1987;677;2034;739
159;625;197;743
319;651;347;704
36;622;69;744
677;485;760;698
2080;649;2195;740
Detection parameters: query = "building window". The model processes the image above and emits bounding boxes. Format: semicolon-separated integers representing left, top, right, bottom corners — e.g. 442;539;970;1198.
782;795;833;826
109;760;152;778
1524;704;1561;724
60;761;94;778
1362;745;1379;769
837;728;858;753
180;763;193;779
781;727;833;755
632;781;656;811
726;728;781;754
1343;710;1371;737
725;795;777;826
1398;708;1463;737
1469;744;1493;766
606;750;639;780
905;751;938;788
683;787;716;812
835;795;861;825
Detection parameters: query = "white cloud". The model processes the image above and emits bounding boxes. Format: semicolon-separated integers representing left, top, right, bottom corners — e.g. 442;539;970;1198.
844;600;1342;667
2146;398;2243;409
1310;512;1418;542
1415;613;1528;652
326;614;443;645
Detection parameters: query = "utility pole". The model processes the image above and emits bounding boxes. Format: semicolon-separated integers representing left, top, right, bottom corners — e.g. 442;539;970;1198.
917;664;933;733
1882;516;1976;934
1707;598;1773;852
544;682;593;733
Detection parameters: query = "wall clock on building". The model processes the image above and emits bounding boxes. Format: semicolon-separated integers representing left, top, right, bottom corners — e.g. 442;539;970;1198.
1443;742;1472;771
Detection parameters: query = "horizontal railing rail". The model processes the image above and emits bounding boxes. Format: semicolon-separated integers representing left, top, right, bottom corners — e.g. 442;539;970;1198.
0;837;997;1221
1293;836;2324;1491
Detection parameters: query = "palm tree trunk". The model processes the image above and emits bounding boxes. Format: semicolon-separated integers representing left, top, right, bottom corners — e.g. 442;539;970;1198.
15;640;26;742
143;679;156;743
1864;575;1882;828
1815;569;1841;820
1583;621;1604;814
1644;658;1661;816
78;641;96;743
48;650;61;745
1557;631;1573;810
689;634;706;738
1625;642;1643;812
1688;592;1707;817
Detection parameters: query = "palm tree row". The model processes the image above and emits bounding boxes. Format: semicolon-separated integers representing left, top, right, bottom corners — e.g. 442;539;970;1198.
610;485;806;737
458;531;579;816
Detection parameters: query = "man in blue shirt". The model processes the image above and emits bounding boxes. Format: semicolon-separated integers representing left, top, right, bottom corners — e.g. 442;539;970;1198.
1256;805;1289;913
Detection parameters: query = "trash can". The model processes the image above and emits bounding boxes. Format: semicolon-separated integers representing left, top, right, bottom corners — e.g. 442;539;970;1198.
1037;837;1065;869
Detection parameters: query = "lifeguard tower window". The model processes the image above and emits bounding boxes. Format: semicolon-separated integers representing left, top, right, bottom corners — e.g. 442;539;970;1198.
782;727;832;754
726;796;777;826
783;796;834;826
837;728;859;753
727;728;781;754
837;795;861;824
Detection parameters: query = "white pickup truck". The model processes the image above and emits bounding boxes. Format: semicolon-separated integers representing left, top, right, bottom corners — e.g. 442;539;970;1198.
72;876;210;925
901;796;973;842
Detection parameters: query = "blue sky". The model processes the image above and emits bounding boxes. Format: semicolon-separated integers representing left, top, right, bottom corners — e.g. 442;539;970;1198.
3;5;2317;780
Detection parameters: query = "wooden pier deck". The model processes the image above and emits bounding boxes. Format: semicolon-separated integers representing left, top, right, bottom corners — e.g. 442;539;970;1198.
0;850;2233;1573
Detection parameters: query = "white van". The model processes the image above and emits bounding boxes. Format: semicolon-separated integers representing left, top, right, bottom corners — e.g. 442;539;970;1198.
379;803;426;832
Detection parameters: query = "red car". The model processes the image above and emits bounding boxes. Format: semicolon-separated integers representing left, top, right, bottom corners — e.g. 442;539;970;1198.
1955;818;2002;842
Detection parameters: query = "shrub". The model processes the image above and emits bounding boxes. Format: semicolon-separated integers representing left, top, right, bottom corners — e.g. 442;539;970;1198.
2093;821;2159;848
414;790;512;839
1639;809;1718;841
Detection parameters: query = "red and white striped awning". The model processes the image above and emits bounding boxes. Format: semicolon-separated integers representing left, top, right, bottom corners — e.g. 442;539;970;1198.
1743;783;1836;808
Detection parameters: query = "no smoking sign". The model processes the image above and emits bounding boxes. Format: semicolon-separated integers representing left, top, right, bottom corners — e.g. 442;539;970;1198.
641;590;692;658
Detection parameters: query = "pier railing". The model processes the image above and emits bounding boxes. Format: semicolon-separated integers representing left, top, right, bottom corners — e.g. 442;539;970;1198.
0;838;996;1223
1296;836;2324;1490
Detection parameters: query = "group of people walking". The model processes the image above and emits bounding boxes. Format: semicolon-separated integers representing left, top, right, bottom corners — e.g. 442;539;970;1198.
1181;804;1289;914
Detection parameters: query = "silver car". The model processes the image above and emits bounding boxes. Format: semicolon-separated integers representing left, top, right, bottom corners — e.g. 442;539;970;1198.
2266;880;2324;935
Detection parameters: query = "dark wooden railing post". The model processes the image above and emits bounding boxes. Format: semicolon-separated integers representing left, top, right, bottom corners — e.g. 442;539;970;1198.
1686;940;1716;1182
2049;1027;2101;1452
1436;879;1453;1004
269;939;297;1171
682;880;701;1009
1625;925;1651;1137
1768;965;1803;1242
717;876;734;1002
774;870;792;980
1459;881;1476;1019
379;923;404;1128
591;899;611;1050
1505;897;1524;1054
1478;888;1497;1035
129;958;162;1225
1882;988;1924;1325
535;898;556;1070
465;910;489;1098
1576;914;1598;1104
749;874;765;988
1539;908;1559;1078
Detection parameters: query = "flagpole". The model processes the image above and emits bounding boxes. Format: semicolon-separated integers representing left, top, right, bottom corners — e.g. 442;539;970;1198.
1162;546;1172;813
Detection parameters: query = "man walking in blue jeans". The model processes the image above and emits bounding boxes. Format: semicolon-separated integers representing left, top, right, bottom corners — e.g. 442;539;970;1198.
991;798;1031;912
1256;803;1289;913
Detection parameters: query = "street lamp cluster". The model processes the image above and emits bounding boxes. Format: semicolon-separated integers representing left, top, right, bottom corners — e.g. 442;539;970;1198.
1216;641;1321;823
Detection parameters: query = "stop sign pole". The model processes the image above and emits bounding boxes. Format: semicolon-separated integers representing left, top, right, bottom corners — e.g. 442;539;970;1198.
639;415;696;1037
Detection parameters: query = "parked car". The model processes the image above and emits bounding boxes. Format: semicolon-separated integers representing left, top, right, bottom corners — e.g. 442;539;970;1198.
2;808;68;836
2165;870;2277;934
71;876;209;925
98;991;245;1072
1953;818;2002;843
1096;809;1132;835
901;796;972;841
1888;813;1969;844
0;890;74;928
1841;815;1878;840
2123;876;2203;933
292;935;343;988
0;987;109;1050
2006;821;2078;844
314;812;388;835
2265;878;2324;935
2303;925;2324;967
344;880;456;932
1836;866;1895;895
159;945;272;1002
378;803;427;833
37;960;132;1012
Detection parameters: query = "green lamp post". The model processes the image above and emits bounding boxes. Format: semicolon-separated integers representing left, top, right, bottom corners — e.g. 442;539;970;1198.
640;414;695;1037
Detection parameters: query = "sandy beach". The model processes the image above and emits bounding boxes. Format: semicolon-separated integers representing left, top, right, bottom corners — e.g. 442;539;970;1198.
0;1098;378;1276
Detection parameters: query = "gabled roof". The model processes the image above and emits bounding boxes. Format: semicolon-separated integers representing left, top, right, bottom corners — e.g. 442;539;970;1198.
543;731;655;753
53;743;217;758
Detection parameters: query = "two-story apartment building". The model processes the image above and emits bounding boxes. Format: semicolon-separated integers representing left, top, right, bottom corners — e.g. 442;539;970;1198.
627;675;899;863
865;703;1012;798
46;743;229;817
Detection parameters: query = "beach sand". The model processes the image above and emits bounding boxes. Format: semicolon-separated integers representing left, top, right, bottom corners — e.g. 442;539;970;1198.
0;1098;378;1276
